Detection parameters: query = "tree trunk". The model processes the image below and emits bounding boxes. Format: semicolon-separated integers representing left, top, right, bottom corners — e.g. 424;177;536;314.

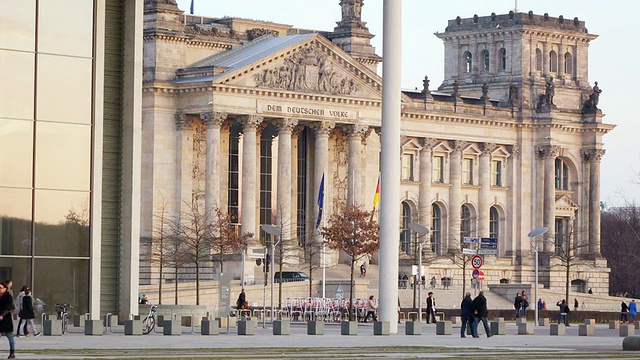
195;259;200;305
219;247;224;273
349;256;355;321
174;268;179;305
565;259;570;309
158;252;163;305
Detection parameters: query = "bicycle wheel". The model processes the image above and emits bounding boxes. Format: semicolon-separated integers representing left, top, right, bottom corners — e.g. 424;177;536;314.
142;316;155;335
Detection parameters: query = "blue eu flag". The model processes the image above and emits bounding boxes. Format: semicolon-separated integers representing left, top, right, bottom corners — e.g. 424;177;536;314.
190;0;194;14
315;173;325;229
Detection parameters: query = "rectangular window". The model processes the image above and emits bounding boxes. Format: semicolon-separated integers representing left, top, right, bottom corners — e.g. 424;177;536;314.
491;160;502;186
401;154;413;181
432;155;444;183
554;218;566;255
462;158;474;185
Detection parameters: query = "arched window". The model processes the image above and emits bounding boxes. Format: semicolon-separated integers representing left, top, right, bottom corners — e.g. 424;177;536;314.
498;48;507;70
463;51;472;73
571;279;587;293
549;50;558;72
535;48;543;71
564;52;573;75
431;204;441;253
460;204;472;241
481;50;490;71
401;202;411;255
489;206;499;239
555;158;569;190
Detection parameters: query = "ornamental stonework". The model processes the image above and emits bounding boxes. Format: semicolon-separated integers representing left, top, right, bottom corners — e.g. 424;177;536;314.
253;46;361;96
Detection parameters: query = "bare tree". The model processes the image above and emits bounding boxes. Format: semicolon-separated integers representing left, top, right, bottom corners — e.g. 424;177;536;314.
149;198;171;304
162;219;190;305
209;208;252;274
447;237;472;299
548;218;590;304
303;231;323;298
320;204;379;321
409;231;438;311
601;204;640;295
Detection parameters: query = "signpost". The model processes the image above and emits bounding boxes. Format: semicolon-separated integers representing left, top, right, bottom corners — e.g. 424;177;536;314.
463;237;479;243
478;249;497;255
463;248;478;255
471;255;483;269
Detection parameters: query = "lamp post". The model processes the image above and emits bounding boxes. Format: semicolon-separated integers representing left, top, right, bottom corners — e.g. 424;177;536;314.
409;223;429;323
261;224;281;324
528;226;549;327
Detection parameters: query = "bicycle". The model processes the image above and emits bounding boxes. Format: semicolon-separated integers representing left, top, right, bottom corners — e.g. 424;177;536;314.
142;304;158;335
55;304;73;334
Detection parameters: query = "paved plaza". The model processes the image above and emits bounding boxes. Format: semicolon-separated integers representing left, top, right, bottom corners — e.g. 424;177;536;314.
6;322;640;359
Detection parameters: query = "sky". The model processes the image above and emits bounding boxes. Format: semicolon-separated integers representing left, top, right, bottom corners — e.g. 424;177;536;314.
176;0;640;206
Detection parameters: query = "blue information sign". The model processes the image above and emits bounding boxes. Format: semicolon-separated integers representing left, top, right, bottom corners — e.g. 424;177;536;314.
481;237;498;243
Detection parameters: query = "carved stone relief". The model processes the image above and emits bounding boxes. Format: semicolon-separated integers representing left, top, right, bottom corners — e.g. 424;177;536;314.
192;121;207;204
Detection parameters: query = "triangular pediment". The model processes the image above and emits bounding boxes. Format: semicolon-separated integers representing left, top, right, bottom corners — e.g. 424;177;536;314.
175;33;394;101
555;194;579;216
492;146;511;158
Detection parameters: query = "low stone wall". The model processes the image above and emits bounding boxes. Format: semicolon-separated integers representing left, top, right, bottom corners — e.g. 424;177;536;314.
138;304;209;326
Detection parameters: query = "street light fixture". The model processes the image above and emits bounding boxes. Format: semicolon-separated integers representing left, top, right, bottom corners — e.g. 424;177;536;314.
528;226;549;327
261;224;281;326
409;222;429;323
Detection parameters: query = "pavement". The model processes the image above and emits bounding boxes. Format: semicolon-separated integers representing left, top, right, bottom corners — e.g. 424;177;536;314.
7;321;639;359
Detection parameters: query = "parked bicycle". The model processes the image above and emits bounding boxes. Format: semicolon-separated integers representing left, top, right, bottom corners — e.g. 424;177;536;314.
55;304;73;334
142;304;158;335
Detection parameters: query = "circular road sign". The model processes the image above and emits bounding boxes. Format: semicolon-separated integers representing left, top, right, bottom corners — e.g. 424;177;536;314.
471;255;483;269
472;269;480;278
477;271;485;282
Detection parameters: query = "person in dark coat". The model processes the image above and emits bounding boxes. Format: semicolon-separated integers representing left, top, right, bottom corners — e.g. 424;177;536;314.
460;292;473;338
21;288;39;337
621;301;630;323
426;292;437;324
0;282;15;358
514;292;523;318
471;291;493;338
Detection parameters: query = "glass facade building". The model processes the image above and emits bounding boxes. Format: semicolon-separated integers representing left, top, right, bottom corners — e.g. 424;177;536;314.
0;0;142;319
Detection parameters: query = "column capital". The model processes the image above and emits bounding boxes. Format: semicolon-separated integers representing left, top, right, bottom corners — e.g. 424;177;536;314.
344;124;369;140
200;112;227;128
312;122;335;136
419;137;438;150
275;118;299;133
536;144;562;159
449;140;467;153
239;115;263;131
175;114;194;130
480;142;496;155
507;144;520;157
582;148;606;162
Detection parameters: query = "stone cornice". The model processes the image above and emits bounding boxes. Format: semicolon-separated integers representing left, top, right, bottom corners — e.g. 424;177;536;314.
143;34;236;51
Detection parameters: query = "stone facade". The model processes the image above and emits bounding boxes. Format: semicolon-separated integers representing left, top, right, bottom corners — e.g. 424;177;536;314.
140;2;614;294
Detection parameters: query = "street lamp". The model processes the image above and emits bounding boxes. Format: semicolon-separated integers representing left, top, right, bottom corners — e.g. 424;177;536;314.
261;224;281;326
409;222;429;323
528;226;549;327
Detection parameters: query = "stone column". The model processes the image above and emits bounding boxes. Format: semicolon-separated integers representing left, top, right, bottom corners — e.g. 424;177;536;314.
540;145;561;253
558;43;565;78
239;115;263;241
449;140;466;252
201;112;227;215
584;149;605;255
313;122;334;241
507;144;520;257
490;35;497;74
276;118;298;242
478;143;495;238
542;41;550;76
175;114;194;216
346;124;368;206
419;138;437;231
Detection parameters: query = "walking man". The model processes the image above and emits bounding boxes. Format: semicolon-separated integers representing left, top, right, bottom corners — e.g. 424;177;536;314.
426;292;437;324
460;292;473;338
471;291;493;338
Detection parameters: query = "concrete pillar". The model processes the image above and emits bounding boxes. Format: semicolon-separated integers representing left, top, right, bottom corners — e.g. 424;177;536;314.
448;140;466;252
541;145;560;253
346;124;368;206
202;112;227;215
478;143;494;238
584;149;605;255
239;115;263;243
175;114;194;214
276;118;298;240
380;0;402;334
312;122;334;244
418;138;437;231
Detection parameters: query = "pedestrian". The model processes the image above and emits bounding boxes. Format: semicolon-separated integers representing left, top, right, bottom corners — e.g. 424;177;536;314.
471;291;492;338
360;263;365;278
0;282;15;358
14;286;27;337
363;295;377;322
542;300;547;310
513;292;523;318
20;288;39;337
362;261;368;278
409;275;415;289
521;290;529;319
236;289;246;318
588;288;593;294
430;276;436;290
460;292;473;338
629;300;637;323
574;298;579;311
421;275;426;289
426;292;437;324
397;297;402;323
556;299;569;326
537;298;543;312
620;301;629;323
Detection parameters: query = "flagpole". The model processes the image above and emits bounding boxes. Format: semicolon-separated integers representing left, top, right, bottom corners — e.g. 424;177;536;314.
322;169;327;299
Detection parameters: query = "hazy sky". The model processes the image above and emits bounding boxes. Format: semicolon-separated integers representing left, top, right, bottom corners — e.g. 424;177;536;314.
176;0;640;206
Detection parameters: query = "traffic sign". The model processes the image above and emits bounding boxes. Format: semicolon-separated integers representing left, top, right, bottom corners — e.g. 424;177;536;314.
480;243;498;249
463;237;479;243
462;248;478;255
471;255;483;269
472;269;480;278
480;237;498;243
248;247;266;259
477;271;485;282
478;249;497;255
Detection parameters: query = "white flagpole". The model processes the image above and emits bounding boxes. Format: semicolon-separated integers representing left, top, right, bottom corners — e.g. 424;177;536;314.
322;168;327;299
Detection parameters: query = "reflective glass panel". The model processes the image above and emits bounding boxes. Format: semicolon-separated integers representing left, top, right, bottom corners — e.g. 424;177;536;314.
0;50;35;120
34;258;89;315
0;119;33;187
0;258;32;294
36;54;92;124
38;0;93;57
0;1;36;51
35;122;91;191
0;188;32;256
34;190;90;257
